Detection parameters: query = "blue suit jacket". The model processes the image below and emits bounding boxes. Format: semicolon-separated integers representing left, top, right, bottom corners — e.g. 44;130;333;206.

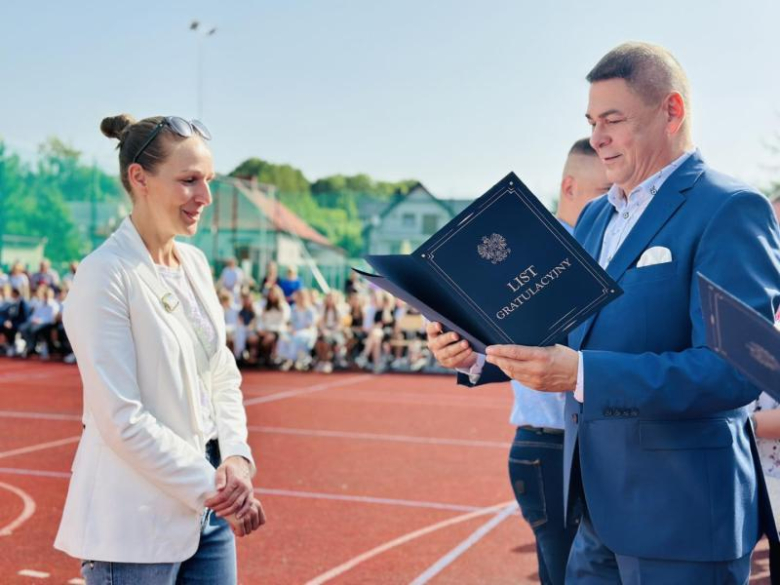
461;152;780;562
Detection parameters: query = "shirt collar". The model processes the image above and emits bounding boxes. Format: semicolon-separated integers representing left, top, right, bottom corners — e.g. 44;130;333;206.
606;149;695;212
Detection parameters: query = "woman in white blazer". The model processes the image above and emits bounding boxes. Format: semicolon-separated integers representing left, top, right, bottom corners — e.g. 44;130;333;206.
55;114;264;584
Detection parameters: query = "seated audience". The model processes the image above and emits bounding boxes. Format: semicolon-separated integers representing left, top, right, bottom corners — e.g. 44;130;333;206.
278;289;319;371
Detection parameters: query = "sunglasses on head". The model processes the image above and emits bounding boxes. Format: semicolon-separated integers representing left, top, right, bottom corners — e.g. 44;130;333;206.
131;116;212;164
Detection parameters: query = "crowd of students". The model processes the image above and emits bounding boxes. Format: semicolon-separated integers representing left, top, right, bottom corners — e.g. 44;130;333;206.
0;257;432;374
218;261;430;374
0;260;77;362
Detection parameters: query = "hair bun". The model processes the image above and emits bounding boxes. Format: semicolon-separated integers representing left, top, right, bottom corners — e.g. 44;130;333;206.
100;114;136;140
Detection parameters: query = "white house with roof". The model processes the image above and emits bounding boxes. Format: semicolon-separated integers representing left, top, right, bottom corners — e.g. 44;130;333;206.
362;183;472;255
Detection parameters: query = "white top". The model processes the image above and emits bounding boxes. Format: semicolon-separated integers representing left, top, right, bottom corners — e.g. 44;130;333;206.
10;273;29;292
157;263;218;441
260;304;290;332
30;299;60;325
219;266;244;291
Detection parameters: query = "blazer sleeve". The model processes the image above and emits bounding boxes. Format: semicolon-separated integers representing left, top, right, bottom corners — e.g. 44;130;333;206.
581;191;780;419
64;255;216;512
456;362;510;387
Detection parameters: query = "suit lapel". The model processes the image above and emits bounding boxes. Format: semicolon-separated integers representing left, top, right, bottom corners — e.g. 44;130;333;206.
606;152;704;282
604;191;684;283
568;199;613;350
113;219;191;339
112;218;205;433
569;152;705;350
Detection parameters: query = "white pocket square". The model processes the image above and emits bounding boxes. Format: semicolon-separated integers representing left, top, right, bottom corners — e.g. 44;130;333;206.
637;246;672;268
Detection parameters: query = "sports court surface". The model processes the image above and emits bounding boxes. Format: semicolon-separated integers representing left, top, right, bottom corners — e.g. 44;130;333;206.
0;358;772;584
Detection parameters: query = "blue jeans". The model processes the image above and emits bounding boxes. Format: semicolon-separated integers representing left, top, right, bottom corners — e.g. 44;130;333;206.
81;440;236;585
508;426;579;585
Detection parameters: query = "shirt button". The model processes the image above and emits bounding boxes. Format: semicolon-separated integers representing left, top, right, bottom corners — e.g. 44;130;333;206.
623;212;629;219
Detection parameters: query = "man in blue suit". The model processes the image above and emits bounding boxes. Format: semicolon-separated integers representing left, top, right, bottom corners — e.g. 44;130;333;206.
429;42;780;583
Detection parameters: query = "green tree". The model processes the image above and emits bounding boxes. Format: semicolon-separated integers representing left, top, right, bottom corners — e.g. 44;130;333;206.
37;137;124;202
230;158;419;255
231;158;311;195
0;140;85;263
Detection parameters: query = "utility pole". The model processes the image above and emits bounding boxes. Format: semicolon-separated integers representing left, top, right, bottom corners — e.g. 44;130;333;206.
0;149;5;267
189;20;217;120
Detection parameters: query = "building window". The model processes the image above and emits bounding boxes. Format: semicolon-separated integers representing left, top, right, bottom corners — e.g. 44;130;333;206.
402;213;415;228
422;214;439;235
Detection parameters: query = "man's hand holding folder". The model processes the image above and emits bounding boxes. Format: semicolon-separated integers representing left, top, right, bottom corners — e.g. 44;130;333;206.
426;321;578;392
425;322;477;370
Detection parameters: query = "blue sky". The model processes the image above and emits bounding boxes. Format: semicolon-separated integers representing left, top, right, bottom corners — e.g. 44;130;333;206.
2;0;779;203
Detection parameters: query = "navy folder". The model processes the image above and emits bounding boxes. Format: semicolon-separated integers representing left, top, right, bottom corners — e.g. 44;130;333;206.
356;172;622;353
699;273;780;402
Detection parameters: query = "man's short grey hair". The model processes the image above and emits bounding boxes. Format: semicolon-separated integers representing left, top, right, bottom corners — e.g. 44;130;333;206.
568;138;597;158
587;42;691;115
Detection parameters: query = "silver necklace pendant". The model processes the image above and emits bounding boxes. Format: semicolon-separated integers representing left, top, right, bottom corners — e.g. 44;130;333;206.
161;292;180;313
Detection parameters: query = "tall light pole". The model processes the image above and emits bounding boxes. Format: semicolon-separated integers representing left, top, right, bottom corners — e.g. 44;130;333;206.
189;20;217;120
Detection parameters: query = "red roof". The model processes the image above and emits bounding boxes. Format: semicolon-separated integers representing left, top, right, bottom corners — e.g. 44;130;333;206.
241;189;334;248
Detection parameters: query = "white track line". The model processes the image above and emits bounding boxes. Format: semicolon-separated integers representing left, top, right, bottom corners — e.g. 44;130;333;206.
409;503;518;584
304;500;517;585
0;371;63;383
0;436;80;460
0;467;70;478
0;468;483;514
0;481;36;536
255;487;482;513
0;410;81;421
17;569;49;578
243;375;372;406
301;392;508;409
248;426;510;449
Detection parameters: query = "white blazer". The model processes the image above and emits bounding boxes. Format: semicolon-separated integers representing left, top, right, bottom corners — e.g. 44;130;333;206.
55;217;255;563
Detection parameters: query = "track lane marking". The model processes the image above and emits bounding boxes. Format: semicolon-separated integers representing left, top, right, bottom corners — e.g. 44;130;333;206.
0;467;70;478
248;426;510;449
0;410;81;421
0;436;80;460
17;569;49;578
303;500;517;584
0;468;487;513
298;393;508;409
409;503;518;584
243;375;372;406
254;487;483;512
0;481;36;536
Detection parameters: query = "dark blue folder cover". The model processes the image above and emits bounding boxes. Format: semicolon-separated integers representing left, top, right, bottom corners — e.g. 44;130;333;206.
359;172;622;353
699;273;780;402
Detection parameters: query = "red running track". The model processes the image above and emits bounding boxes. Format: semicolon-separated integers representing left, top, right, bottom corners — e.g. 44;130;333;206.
0;357;541;584
0;358;772;584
